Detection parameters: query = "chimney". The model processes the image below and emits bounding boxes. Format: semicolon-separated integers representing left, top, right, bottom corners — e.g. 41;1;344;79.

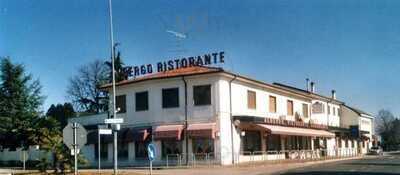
331;90;336;99
306;78;310;91
310;82;315;93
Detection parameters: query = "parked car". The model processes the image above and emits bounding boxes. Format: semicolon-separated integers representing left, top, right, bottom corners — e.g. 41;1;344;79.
369;146;383;155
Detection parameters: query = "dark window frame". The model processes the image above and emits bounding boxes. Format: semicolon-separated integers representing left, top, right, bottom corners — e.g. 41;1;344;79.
135;91;149;111
193;84;212;106
162;87;180;108
116;95;126;113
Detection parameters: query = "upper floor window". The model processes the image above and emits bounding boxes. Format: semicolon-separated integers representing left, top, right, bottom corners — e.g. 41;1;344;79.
337;108;340;116
333;107;336;115
135;91;148;111
193;85;211;106
328;106;331;115
287;100;294;116
269;96;277;113
312;102;325;114
302;103;309;118
116;95;126;113
162;88;179;108
247;90;256;109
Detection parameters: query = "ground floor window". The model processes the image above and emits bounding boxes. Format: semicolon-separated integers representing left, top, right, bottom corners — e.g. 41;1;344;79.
118;142;129;160
285;136;311;150
338;138;342;148
345;139;349;148
192;138;214;154
135;141;149;158
94;143;108;160
161;140;182;158
362;141;365;148
266;134;281;151
243;131;261;153
351;140;355;148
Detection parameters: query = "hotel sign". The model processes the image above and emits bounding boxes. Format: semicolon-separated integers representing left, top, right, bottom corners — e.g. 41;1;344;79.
123;51;225;77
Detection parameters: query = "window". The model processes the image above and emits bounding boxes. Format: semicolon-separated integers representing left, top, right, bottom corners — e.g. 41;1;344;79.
351;140;355;148
94;143;108;160
135;91;148;111
118;142;129;160
333;107;336;115
135;141;149;158
162;140;182;158
242;131;261;153
247;90;256;109
269;96;277;113
116;95;126;113
328;106;331;115
338;138;342;148
192;138;214;154
193;85;211;106
266;134;281;151
287;100;294;116
337;108;340;116
162;88;179;108
345;139;349;148
302;104;309;118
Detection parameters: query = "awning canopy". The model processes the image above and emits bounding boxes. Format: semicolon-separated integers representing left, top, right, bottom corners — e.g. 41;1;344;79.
121;127;151;142
87;131;113;144
187;123;216;139
257;124;335;138
153;125;184;140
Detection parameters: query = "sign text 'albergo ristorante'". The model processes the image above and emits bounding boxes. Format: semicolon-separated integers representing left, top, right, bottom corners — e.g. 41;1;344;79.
123;51;225;77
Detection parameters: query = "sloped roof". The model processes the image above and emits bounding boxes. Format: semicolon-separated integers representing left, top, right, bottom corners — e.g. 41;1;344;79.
101;66;223;89
272;82;344;104
344;105;373;117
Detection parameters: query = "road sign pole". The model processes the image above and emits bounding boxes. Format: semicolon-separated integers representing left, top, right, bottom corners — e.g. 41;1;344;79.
73;122;78;175
149;160;152;175
98;131;101;174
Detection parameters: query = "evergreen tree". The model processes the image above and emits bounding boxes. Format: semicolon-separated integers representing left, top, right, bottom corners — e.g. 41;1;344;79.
0;57;44;150
46;103;75;129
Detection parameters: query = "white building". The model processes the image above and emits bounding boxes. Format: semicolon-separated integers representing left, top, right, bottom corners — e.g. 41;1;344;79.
0;65;375;166
66;66;373;166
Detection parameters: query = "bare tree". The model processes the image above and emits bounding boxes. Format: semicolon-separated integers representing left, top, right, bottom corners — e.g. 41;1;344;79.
66;60;109;113
376;109;395;134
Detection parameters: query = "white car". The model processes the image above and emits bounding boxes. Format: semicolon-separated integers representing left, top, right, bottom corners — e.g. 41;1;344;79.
369;146;383;155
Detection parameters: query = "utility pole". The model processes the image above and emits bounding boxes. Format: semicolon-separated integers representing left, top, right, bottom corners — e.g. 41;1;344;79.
107;0;118;174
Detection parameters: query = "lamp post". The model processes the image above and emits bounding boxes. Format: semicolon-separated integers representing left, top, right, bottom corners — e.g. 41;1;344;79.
107;0;118;174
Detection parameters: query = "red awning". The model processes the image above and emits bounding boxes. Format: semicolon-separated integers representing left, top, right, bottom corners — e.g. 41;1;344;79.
153;125;184;140
257;124;335;138
187;123;216;139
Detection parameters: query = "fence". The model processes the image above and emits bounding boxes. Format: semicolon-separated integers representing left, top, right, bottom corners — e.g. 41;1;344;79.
164;148;360;167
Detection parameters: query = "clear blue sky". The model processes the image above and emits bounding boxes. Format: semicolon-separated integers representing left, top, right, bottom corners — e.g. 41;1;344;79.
1;0;399;116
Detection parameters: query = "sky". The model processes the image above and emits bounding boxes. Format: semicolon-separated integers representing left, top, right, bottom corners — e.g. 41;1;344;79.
1;0;400;116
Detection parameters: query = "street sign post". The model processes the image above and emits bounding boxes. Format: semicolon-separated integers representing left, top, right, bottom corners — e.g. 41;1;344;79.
97;128;112;173
63;122;87;175
147;143;156;175
104;118;124;124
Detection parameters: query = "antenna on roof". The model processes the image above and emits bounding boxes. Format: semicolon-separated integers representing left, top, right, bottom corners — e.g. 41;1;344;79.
306;78;310;91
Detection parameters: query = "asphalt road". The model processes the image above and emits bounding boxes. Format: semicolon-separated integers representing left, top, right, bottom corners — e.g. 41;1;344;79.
275;154;400;175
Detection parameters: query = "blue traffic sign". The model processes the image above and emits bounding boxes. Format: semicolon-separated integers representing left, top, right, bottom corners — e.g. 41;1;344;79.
147;143;156;161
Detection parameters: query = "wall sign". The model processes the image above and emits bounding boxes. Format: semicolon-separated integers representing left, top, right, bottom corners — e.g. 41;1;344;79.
123;51;225;77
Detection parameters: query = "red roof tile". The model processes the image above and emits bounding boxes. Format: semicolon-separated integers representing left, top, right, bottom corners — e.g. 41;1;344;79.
101;66;223;89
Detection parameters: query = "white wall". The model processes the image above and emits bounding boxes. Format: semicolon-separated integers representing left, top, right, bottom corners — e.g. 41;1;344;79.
107;75;220;127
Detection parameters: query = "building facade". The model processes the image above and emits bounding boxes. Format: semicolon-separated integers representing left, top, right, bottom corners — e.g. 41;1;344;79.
0;66;375;166
67;66;374;166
